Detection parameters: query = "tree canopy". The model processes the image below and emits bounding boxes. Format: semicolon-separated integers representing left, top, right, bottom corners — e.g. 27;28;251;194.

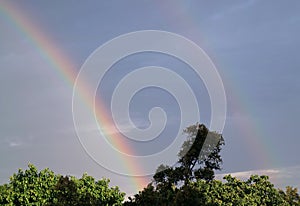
152;124;224;189
125;124;299;206
0;164;125;206
1;124;299;205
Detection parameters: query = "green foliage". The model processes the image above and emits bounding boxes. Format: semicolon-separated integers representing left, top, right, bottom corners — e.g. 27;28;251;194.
281;186;300;205
3;163;58;205
1;124;299;206
152;124;224;190
126;175;291;206
201;175;289;206
178;124;224;182
0;164;125;206
125;124;299;206
52;174;124;206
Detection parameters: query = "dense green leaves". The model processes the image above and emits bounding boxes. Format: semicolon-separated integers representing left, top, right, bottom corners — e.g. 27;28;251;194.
204;175;288;206
126;175;294;206
4;164;58;205
125;124;299;206
1;124;299;205
0;164;125;206
281;186;300;206
2;165;298;206
152;124;224;190
178;124;224;182
52;174;124;206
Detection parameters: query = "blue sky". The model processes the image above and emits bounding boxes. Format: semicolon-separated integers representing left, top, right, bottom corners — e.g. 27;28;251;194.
1;0;300;195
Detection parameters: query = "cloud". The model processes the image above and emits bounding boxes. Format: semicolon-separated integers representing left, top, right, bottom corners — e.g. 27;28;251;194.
217;169;279;179
211;0;257;20
2;135;34;148
9;141;22;147
216;165;300;189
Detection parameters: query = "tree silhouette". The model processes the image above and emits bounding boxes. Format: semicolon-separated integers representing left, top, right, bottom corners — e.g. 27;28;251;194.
153;124;224;187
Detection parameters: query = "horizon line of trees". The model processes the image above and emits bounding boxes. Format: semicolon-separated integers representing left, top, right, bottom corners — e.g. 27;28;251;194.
1;124;299;205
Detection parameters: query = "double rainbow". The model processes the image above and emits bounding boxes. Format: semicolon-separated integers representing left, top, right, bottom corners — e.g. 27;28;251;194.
0;1;148;192
0;1;274;192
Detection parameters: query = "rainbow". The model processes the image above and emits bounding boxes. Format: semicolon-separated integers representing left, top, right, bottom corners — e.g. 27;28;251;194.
0;0;276;192
157;0;275;168
0;1;148;192
224;81;273;166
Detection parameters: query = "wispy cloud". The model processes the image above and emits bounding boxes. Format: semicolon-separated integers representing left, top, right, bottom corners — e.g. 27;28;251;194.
211;0;257;20
3;136;32;148
8;141;22;147
216;165;300;189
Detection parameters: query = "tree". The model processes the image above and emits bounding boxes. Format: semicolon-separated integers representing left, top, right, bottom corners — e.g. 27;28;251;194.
0;184;10;205
52;176;78;206
152;124;224;187
174;175;289;206
282;186;300;205
178;124;224;182
126;175;291;206
0;164;125;206
3;163;58;205
126;123;225;205
125;124;299;206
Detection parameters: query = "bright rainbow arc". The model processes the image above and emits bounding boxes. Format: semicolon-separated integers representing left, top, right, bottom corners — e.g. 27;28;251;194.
0;1;148;192
0;0;275;192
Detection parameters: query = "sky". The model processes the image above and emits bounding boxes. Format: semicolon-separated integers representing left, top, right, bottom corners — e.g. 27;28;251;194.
0;0;300;196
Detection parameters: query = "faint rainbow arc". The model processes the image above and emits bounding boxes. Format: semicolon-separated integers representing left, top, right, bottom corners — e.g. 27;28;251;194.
158;0;275;168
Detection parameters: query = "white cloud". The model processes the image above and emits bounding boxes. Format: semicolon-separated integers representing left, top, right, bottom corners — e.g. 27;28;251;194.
9;141;22;147
217;169;279;179
216;165;300;189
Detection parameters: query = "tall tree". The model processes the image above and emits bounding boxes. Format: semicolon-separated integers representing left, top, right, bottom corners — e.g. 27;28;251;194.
153;123;224;187
178;124;224;182
125;124;225;205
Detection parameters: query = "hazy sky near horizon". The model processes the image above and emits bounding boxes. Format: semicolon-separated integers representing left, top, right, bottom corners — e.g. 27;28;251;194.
1;0;300;194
